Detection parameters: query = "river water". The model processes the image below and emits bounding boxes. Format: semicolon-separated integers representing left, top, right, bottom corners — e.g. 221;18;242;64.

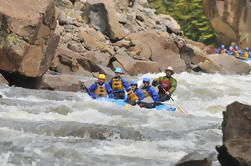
0;72;250;166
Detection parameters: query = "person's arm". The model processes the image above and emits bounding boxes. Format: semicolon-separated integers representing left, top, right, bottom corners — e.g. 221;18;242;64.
108;78;113;89
152;77;162;87
88;84;98;99
105;84;114;98
121;78;130;92
136;89;146;102
168;78;177;94
149;87;160;103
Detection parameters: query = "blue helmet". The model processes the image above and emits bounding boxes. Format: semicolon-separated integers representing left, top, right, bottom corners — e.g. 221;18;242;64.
234;46;239;50
114;68;122;73
130;81;138;86
143;78;150;83
220;45;225;49
245;47;250;51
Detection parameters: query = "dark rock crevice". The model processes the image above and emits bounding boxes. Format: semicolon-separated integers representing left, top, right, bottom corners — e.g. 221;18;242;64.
0;70;42;89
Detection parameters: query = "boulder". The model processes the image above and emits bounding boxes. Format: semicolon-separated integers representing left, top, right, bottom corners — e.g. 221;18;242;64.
216;139;251;166
127;31;186;72
176;151;213;166
40;73;81;91
159;14;181;34
52;46;92;76
114;48;136;74
216;102;251;166
0;0;59;77
78;27;107;50
198;54;251;74
85;0;127;41
222;102;251;142
132;60;160;74
203;0;251;48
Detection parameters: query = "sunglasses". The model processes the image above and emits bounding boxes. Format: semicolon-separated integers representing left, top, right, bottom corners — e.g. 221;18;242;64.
143;81;149;83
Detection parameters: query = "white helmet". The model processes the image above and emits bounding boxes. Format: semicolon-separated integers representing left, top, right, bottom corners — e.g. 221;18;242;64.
165;66;174;74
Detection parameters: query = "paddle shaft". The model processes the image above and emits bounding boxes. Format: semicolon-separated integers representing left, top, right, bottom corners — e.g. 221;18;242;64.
160;86;188;115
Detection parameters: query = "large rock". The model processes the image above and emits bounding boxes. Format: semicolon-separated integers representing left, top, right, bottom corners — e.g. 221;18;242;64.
216;102;251;166
203;0;251;48
127;31;186;72
0;0;59;77
198;54;251;74
85;0;127;41
40;73;81;91
52;46;93;76
217;139;251;166
222;102;251;142
132;60;160;74
114;48;136;74
78;27;107;50
176;151;213;166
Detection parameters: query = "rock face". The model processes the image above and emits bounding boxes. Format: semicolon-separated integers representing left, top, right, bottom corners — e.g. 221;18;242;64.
222;102;251;142
203;0;251;48
40;73;82;91
0;0;59;77
85;0;127;41
198;54;251;74
176;151;213;166
216;102;251;166
2;0;248;90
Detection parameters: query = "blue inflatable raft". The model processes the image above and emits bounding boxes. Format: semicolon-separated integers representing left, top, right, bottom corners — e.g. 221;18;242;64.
99;98;176;112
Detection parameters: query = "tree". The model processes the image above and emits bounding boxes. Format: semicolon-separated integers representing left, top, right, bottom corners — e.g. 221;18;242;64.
148;0;218;45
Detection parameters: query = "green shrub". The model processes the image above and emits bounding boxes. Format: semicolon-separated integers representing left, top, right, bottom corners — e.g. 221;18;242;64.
148;0;218;45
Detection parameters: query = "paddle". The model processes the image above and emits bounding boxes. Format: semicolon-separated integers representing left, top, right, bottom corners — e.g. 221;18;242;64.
160;86;188;115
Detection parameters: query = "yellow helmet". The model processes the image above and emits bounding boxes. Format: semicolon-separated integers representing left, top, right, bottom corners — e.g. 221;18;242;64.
98;74;106;79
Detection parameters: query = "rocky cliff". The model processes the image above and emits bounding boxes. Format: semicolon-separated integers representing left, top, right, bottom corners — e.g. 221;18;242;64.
0;0;250;91
203;0;251;49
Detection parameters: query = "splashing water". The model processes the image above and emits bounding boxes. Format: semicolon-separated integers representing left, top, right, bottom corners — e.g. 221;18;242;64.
0;72;250;166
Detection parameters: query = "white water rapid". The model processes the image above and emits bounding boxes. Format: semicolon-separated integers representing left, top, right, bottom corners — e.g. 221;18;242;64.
0;72;250;166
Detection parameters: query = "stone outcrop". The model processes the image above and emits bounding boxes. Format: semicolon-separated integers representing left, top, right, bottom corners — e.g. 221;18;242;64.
198;54;251;74
0;0;59;77
85;0;127;41
203;0;251;49
40;73;82;91
222;102;251;142
2;0;248;90
176;151;213;166
127;31;186;72
216;102;251;166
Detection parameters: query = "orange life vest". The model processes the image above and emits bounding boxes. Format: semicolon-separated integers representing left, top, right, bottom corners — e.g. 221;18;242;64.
241;52;249;60
143;90;151;98
234;51;240;57
94;84;108;97
128;90;138;101
221;50;226;54
111;78;123;90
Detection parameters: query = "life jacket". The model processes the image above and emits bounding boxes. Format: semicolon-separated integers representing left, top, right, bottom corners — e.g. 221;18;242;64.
142;86;151;98
242;52;249;60
94;83;108;97
234;51;240;57
111;77;123;91
159;80;171;90
221;49;226;54
128;90;139;101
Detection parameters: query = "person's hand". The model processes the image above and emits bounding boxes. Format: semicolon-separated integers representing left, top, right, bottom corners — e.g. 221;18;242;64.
165;91;170;95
